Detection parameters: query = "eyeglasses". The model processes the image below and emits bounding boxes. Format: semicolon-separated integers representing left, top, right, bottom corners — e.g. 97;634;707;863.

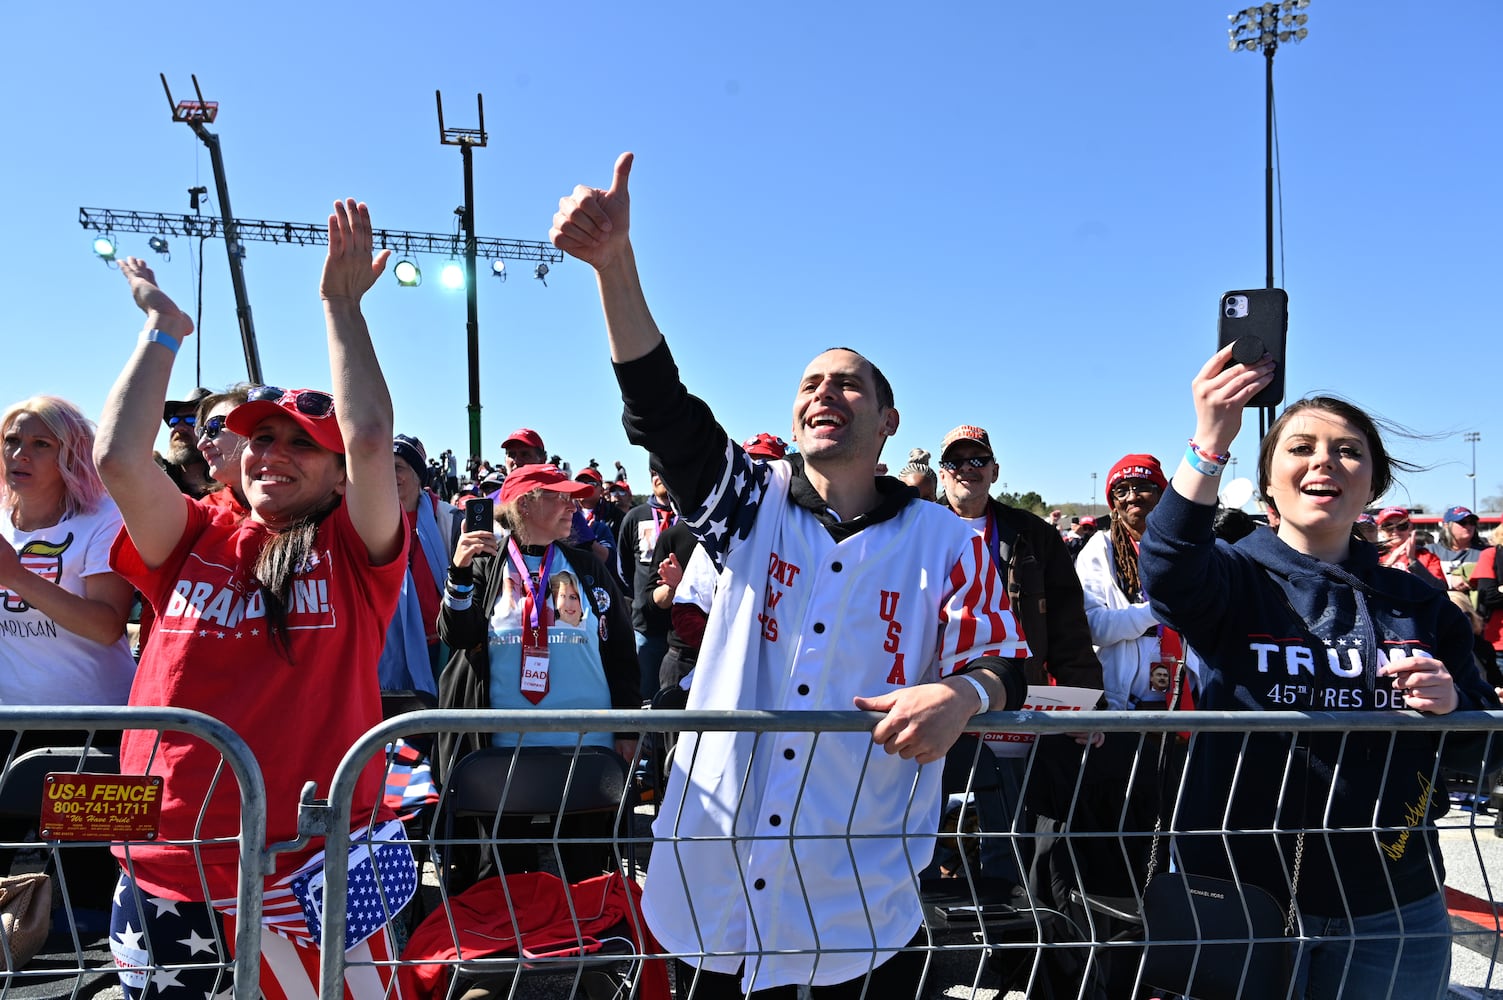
247;386;336;419
1380;521;1412;533
198;415;228;442
165;414;197;429
1111;481;1161;499
939;456;994;472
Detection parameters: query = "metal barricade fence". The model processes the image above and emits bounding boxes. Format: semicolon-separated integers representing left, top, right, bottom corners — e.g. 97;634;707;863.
0;707;266;999
316;709;1503;1000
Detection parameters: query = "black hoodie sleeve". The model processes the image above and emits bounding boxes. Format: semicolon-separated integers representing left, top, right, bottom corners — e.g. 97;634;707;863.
614;339;730;510
1139;484;1232;642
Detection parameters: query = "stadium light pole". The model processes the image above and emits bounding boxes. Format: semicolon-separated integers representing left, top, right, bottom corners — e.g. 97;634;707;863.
1465;431;1481;511
437;92;488;463
1227;1;1310;291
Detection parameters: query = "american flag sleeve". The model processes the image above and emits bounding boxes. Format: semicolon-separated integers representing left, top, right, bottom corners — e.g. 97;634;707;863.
935;532;1030;677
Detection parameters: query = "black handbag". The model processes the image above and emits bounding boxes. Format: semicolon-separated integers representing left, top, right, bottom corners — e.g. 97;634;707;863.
1139;869;1298;999
1137;666;1304;999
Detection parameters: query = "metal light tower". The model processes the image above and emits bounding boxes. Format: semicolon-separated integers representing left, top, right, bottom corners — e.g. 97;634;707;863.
1465;431;1481;511
1227;2;1310;290
437;92;488;463
161;74;264;383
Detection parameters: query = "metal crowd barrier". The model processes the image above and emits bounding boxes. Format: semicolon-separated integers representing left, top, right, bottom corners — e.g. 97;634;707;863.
0;707;265;1000
315;708;1503;1000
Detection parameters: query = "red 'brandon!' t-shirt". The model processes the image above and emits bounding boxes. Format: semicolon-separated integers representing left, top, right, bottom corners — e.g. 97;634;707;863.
110;495;405;901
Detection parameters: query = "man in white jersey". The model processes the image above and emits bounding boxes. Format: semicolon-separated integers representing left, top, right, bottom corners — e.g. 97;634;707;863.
551;153;1030;998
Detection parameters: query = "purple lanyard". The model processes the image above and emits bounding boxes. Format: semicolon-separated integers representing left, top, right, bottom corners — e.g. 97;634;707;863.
506;540;556;633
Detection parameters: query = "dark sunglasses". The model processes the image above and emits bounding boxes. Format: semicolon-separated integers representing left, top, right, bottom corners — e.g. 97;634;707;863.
939;456;993;472
165;414;197;429
197;415;228;442
247;386;335;419
1111;481;1161;499
1381;521;1412;532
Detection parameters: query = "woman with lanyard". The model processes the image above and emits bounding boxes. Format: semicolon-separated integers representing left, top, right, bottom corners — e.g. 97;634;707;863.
437;463;638;884
1076;453;1199;711
97;201;413;1000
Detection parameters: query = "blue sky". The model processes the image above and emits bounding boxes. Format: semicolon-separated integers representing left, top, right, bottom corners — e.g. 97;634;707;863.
2;1;1498;515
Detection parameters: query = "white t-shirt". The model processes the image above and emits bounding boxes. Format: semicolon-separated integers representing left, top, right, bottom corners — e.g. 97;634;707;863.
0;500;136;705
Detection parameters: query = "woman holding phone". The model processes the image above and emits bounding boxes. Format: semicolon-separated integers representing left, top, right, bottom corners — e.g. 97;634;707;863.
437;464;638;883
1138;344;1500;998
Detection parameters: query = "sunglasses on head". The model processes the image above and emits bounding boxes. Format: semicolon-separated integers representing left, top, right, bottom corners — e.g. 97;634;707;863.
165;414;197;429
940;456;993;472
198;415;228;442
247;386;335;419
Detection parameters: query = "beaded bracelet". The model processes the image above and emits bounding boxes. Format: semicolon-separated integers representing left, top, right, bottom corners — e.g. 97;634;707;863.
1187;439;1231;464
1185;444;1227;477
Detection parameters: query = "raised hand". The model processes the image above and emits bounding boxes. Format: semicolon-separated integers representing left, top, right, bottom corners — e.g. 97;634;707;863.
1191;343;1277;456
119;257;193;340
320;199;391;302
550;152;634;271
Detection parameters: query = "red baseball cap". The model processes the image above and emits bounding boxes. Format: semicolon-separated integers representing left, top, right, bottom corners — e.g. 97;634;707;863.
1375;506;1410;526
575;467;604;484
502;428;545;452
498;464;595;506
227;387;344;454
742;433;788;460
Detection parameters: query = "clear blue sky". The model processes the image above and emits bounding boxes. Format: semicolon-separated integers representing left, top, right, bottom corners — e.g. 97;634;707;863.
2;1;1498;515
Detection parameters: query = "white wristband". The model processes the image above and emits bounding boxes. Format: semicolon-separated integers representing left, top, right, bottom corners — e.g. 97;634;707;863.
956;671;991;715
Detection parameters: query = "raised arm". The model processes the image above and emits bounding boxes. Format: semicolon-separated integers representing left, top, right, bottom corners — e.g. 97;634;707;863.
94;259;195;568
320;199;402;565
550;152;664;364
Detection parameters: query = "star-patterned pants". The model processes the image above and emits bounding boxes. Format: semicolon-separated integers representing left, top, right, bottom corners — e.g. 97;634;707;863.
109;871;404;1000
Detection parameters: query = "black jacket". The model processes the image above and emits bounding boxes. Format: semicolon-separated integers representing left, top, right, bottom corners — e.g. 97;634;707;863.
435;541;637;781
985;499;1103;690
1141;486;1501;916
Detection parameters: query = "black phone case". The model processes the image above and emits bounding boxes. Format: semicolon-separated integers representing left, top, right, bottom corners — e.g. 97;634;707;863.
1217;288;1288;408
463;499;493;533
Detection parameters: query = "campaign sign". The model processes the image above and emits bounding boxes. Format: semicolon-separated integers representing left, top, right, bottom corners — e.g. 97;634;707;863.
983;685;1103;758
39;773;163;841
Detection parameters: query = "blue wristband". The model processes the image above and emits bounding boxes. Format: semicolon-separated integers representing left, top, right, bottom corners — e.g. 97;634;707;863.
1184;444;1226;477
143;329;180;356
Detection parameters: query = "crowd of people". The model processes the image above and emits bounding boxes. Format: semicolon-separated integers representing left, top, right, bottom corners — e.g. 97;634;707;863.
0;160;1499;1000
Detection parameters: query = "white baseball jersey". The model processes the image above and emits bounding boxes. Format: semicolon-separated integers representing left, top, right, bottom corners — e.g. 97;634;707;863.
641;444;1028;990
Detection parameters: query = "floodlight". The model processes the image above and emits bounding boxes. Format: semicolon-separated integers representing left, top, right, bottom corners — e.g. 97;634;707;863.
440;261;466;290
394;259;422;287
148;236;170;255
534;262;549;287
93;236;117;261
491;260;507;281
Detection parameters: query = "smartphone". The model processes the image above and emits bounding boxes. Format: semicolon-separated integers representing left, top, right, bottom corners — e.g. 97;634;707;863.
463;497;494;533
1217;287;1288;408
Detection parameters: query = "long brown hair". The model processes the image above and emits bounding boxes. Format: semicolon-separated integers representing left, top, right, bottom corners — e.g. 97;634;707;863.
253;496;340;661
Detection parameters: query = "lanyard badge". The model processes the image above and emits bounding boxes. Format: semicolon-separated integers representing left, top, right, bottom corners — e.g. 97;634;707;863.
508;541;556;705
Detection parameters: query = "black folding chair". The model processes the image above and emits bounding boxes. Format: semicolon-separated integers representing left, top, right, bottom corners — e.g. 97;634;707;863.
434;745;642;1000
